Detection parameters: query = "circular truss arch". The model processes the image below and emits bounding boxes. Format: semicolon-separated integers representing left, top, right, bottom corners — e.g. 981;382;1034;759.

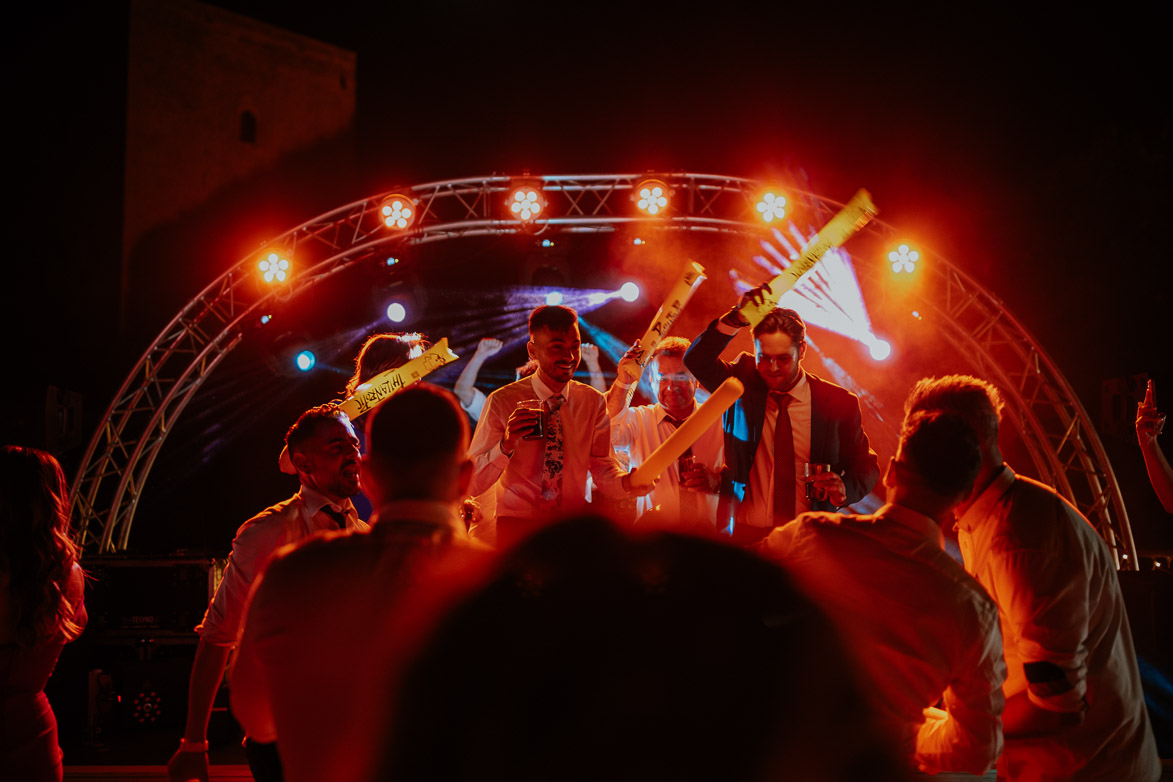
68;172;1136;567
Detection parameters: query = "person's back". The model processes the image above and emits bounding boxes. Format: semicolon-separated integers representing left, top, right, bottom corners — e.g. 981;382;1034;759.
764;509;1003;773
962;472;1159;780
239;515;477;782
0;447;87;782
231;384;484;782
760;408;1006;775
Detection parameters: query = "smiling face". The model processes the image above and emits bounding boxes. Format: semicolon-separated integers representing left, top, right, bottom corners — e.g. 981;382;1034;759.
755;331;805;392
651;354;698;419
528;324;581;390
292;416;362;500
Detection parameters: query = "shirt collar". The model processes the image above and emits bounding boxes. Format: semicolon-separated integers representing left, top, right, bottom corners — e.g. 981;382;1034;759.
874;502;945;547
655;403;697;424
369;499;466;537
299;484;355;519
957;464;1016;533
790;370;811;403
529;373;565;404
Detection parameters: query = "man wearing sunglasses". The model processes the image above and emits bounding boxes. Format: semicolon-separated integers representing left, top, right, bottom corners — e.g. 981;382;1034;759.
685;285;879;545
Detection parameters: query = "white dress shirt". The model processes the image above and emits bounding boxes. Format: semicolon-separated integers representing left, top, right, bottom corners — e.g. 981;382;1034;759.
957;466;1161;781
196;485;366;646
761;503;1006;775
469;375;626;520
610;402;723;522
742;369;813;527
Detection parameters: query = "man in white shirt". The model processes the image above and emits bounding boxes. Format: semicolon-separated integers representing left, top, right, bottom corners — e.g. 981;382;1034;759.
759;409;1006;775
606;336;723;525
231;384;483;782
468;305;651;546
906;374;1161;781
168;404;367;782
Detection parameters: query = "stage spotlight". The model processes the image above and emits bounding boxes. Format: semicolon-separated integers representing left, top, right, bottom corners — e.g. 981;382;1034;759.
386;302;408;323
260;314;271;325
634;178;670;215
545;291;564;306
541;239;555;248
756;191;787;223
868;338;892;361
259;251;290;283
386;257;399;266
295;350;316;372
380;194;416;230
509;186;545;221
888;244;920;273
619;282;640;302
633;237;645;246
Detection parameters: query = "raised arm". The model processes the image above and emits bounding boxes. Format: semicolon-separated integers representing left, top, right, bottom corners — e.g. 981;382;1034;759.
453;338;503;418
580;342;606;393
1137;381;1173;513
683;318;739;394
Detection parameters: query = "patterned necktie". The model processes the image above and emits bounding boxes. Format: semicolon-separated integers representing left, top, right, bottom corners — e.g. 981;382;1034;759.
771;392;795;525
321;504;347;530
539;395;566;515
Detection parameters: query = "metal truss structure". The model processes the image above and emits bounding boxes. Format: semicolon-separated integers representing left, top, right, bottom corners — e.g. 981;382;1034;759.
69;173;1136;567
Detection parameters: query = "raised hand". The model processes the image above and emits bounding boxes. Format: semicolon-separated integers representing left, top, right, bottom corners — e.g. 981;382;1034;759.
581;342;600;367
474;337;504;361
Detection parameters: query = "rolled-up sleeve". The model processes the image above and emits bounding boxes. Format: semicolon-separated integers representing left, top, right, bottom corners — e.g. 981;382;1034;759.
997;546;1089;713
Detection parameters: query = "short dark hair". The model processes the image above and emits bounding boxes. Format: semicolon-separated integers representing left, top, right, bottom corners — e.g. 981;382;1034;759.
904;375;1004;449
528;305;578;335
285;404;349;455
365;384;469;476
652;336;691;363
898;411;982;497
752;307;805;346
346;332;430;397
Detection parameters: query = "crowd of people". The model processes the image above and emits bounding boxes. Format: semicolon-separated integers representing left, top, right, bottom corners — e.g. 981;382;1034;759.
1;283;1168;781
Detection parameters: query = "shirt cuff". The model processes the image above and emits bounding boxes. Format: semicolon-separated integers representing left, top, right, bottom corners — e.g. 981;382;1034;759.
716;319;741;336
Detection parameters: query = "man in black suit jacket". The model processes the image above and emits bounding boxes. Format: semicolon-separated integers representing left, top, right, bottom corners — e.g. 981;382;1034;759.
685;286;879;545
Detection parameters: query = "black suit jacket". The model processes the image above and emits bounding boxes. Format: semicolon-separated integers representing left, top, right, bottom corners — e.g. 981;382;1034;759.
684;318;880;525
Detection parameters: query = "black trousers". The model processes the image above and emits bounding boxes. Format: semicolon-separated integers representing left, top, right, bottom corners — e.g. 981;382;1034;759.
243;737;284;782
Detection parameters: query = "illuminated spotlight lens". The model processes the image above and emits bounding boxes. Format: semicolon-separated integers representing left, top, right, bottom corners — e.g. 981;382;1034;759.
541;239;554;247
382;206;393;216
379;194;416;231
633;238;644;245
295;351;316;372
619;282;640;302
545;291;564;306
869;339;892;361
386;302;407;323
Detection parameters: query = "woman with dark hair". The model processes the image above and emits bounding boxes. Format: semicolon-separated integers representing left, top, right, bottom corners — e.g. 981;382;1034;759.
0;446;88;782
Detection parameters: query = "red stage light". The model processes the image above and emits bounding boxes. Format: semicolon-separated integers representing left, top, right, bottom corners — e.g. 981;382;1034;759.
509;186;545;221
888;244;920;274
259;251;291;283
756;191;787;223
634;178;670;216
380;194;416;230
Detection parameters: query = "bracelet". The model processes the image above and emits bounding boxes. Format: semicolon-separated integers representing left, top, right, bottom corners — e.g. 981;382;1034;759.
179;738;209;752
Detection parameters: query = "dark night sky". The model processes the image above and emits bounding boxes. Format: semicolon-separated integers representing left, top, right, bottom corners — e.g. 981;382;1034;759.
5;2;1172;550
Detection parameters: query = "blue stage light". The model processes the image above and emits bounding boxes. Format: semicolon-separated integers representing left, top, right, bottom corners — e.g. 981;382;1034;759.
295;350;316;372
